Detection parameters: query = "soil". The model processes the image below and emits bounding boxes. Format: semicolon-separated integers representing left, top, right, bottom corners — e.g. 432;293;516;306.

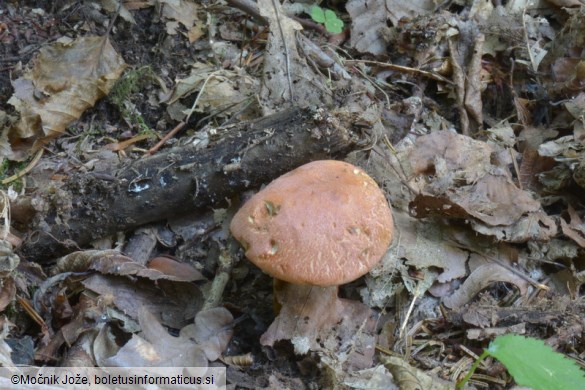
1;1;585;389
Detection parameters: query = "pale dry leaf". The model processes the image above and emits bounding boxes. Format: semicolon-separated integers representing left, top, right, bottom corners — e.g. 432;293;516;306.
381;355;453;390
53;249;204;282
83;274;202;328
165;64;258;121
346;0;388;55
0;323;15;368
6;36;126;160
180;307;234;361
408;131;557;242
0;240;19;276
97;309;208;367
394;211;468;284
258;0;331;114
159;0;200;35
99;0;136;24
560;206;585;248
443;262;529;309
340;365;398;390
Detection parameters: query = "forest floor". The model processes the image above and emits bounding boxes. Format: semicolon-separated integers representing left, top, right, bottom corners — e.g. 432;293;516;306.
1;0;585;389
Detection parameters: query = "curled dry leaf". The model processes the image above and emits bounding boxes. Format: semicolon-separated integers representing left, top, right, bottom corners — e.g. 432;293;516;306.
147;256;204;281
95;308;208;368
5;36;126;160
560;206;585;248
381;355;453;390
0;240;19;276
53;249;204;282
180;307;234;362
0;277;16;312
407;131;556;242
257;0;331;114
83;274;202;329
164;63;259;121
159;0;200;35
443;262;529;309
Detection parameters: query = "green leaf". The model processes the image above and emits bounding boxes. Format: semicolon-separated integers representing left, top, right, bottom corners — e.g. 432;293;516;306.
487;334;585;390
324;9;337;22
325;18;344;34
310;5;325;23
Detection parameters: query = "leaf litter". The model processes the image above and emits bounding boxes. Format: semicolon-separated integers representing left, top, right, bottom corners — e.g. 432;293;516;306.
0;0;585;388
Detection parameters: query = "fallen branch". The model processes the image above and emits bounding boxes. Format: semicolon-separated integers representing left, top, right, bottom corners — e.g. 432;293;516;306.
17;108;362;262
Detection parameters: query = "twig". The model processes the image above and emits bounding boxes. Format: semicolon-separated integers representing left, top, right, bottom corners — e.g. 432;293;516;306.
202;239;237;310
345;59;454;85
270;0;293;101
144;121;185;156
1;149;44;185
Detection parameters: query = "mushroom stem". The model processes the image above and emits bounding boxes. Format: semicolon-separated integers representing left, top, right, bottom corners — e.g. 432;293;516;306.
261;281;340;346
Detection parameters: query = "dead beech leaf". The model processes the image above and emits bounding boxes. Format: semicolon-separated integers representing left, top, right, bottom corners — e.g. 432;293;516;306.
159;0;201;35
346;0;388;55
6;36;126;160
561;206;585;248
0;277;16;312
53;249;204;282
147;256;204;281
83;274;202;328
442;262;529;309
257;0;331;114
382;355;452;390
180;307;234;361
407;131;557;242
97;308;208;367
164;63;259;121
394;211;467;284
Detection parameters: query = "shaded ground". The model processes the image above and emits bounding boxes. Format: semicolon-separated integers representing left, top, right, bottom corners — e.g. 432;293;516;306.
1;0;585;389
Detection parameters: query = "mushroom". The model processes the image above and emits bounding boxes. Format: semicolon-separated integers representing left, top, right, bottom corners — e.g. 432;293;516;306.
230;160;393;366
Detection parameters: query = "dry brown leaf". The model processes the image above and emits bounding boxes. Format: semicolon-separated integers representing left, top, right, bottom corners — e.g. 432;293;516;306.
180;307;234;362
408;131;557;242
96;308;208;367
159;0;201;35
448;22;484;134
6;36;126;160
381;355;453;390
443;261;529;309
147;256;204;281
346;0;389;55
83;274;202;328
544;0;585;7
257;0;331;114
164;63;259;121
561;206;585;248
53;249;205;282
0;277;15;312
123;0;155;10
35;294;103;364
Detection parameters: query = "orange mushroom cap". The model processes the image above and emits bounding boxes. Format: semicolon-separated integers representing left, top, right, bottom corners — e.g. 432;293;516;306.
230;160;394;287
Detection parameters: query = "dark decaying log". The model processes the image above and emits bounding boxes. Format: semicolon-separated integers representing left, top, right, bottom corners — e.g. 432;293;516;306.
18;108;364;262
